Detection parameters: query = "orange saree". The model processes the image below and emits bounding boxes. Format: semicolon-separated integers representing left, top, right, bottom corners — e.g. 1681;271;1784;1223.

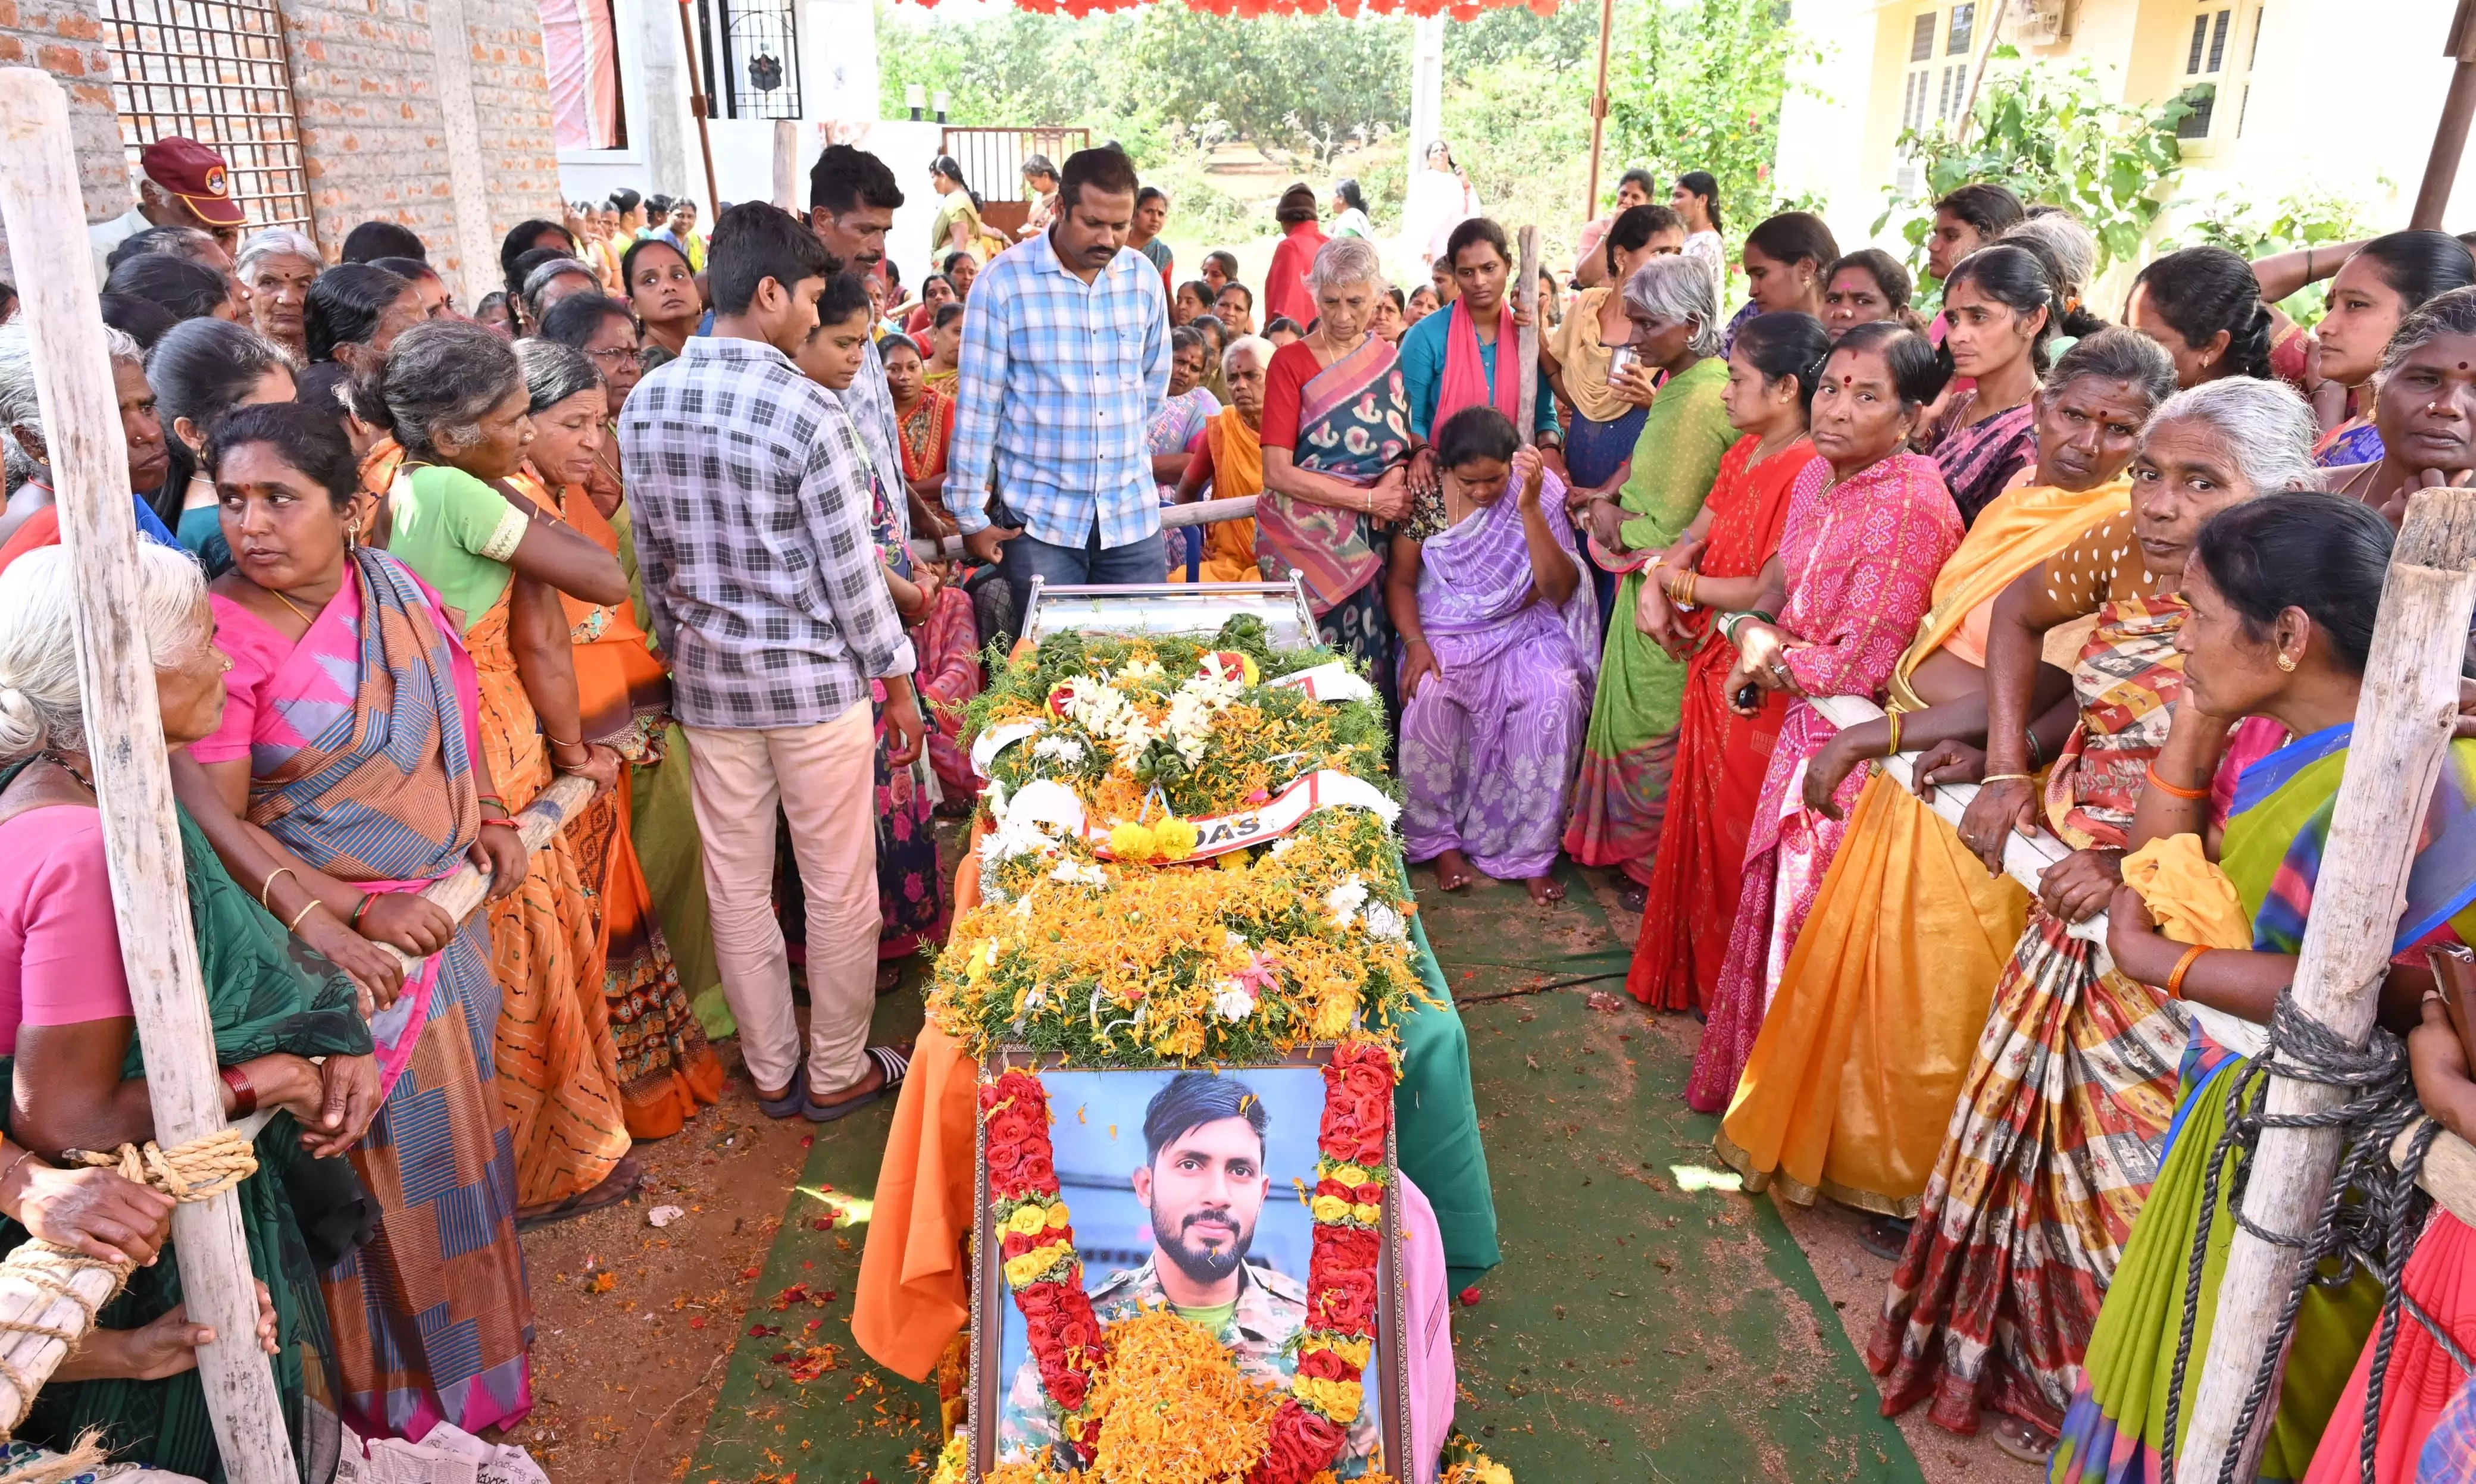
522;472;725;1141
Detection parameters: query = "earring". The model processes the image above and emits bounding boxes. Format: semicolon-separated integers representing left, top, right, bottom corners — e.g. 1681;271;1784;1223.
2276;652;2298;672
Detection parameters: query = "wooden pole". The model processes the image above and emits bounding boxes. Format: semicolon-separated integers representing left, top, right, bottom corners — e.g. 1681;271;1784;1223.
2412;0;2476;230
1515;225;1540;449
1583;0;1615;224
773;120;799;212
2181;487;2476;1480
677;0;721;217
1950;0;2011;146
0;68;295;1484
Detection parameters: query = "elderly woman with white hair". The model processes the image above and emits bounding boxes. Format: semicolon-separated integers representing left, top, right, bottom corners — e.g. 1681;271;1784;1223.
0;323;180;559
1168;333;1271;582
1871;375;2321;1464
235;227;323;362
1563;252;1742;900
1258;234;1414;670
0;540;380;1475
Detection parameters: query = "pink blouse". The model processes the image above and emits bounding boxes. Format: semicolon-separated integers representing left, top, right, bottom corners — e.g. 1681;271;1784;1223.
0;804;136;1051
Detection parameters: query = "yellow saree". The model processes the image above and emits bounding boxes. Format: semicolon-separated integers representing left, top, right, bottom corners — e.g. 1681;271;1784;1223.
1718;477;2129;1214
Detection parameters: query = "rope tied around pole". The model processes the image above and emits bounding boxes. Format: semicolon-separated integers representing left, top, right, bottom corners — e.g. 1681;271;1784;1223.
62;1128;258;1204
0;1128;262;1438
2157;983;2462;1484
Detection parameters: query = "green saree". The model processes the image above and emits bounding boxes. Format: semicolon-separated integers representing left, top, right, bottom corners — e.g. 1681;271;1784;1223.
4;779;373;1484
1562;355;1740;879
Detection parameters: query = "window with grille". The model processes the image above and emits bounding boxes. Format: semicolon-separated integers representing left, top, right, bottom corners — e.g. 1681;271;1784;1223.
99;0;315;239
1899;4;1973;138
705;0;800;121
2177;1;2256;142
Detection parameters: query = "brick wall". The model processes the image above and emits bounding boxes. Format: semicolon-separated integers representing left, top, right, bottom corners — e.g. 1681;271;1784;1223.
282;0;563;293
1;0;562;297
0;9;139;283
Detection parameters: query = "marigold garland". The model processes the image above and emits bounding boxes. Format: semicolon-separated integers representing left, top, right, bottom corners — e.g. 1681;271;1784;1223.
939;624;1425;1066
981;1041;1399;1482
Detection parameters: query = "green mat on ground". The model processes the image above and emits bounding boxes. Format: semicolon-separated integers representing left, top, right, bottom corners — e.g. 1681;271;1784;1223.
1421;868;1924;1481
689;866;1926;1482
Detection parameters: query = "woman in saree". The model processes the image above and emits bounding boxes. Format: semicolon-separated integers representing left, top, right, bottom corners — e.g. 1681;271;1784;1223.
1915;245;2052;527
1561;257;1747;905
880;333;981;807
0;539;381;1475
1712;328;2177;1220
2296;231;2475;466
1259;236;1415;672
173;402;541;1442
1868;377;2321;1464
1542;205;1672;625
1389;408;1597;901
2050;492;2467;1484
1684;321;1964;1111
2311;956;2476;1481
509;340;723;1141
1171;335;1270;584
1147;326;1218;575
1623;311;1830;1011
2321;286;2476;524
366;321;641;1221
535;293;730;1045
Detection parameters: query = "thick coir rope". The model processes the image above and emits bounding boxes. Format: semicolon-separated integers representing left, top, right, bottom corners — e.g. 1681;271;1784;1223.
2157;985;2468;1484
0;1128;259;1438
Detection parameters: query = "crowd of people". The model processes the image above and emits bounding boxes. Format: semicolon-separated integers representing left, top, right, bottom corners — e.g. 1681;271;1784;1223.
2;116;2475;1484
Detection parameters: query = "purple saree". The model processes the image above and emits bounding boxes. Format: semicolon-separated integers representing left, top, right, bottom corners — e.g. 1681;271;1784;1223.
1398;472;1600;879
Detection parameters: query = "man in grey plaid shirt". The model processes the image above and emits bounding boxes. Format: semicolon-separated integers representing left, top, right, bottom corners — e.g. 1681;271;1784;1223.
618;201;922;1123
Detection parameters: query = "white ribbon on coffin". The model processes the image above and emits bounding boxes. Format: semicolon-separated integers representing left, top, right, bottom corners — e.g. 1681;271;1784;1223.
995;770;1397;862
968;662;1377;779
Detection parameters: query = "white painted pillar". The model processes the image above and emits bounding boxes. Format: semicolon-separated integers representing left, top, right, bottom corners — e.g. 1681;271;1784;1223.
1409;14;1445;161
428;0;502;309
636;0;693;206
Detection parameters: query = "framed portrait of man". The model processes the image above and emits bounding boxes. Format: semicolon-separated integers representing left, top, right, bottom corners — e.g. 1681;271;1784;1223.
968;1047;1411;1480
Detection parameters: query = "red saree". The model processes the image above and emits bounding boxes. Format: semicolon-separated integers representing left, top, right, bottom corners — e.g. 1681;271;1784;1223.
1624;436;1806;1012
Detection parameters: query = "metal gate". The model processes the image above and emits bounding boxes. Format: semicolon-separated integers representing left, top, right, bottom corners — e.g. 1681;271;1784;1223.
940;125;1089;237
98;0;316;239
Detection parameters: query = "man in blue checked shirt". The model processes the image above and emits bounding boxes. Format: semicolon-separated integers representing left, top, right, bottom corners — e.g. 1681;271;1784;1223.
943;147;1173;615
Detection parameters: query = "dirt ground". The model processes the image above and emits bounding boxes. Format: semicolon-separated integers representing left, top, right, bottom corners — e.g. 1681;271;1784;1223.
511;1044;817;1484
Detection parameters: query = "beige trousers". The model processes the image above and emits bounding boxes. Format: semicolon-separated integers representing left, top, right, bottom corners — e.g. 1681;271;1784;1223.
683;701;877;1095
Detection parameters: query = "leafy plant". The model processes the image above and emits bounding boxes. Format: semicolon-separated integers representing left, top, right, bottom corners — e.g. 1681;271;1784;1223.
2167;183;2379;327
1871;49;2191;280
1604;0;1817;264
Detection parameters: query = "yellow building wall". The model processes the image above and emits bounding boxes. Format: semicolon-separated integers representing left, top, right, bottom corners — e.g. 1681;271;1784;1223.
1780;0;2476;249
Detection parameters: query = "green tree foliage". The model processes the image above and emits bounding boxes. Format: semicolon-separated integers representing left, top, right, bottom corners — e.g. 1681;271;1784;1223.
1603;0;1814;240
1873;50;2190;277
874;0;1803;268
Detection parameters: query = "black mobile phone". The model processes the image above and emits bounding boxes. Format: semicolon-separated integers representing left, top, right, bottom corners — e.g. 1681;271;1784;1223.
1734;682;1762;711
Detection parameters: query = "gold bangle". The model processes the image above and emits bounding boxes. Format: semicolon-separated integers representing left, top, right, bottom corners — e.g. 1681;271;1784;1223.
286;898;323;934
258;865;296;911
1977;772;2034;786
1883;712;1902;756
2166;944;2209;1000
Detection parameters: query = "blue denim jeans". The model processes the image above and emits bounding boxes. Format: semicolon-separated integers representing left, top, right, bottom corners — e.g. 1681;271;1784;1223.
998;519;1169;626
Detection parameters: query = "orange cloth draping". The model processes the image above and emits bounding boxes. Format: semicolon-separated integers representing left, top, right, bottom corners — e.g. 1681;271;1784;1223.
853;835;988;1382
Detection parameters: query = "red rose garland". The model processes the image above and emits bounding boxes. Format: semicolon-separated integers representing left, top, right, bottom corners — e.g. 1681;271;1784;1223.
984;1070;1107;1453
984;1040;1399;1482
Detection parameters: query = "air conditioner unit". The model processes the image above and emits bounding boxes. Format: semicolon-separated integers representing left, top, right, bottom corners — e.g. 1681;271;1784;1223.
2016;0;2071;45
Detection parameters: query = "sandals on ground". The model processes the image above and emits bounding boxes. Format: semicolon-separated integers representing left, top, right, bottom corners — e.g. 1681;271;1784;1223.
804;1045;912;1123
